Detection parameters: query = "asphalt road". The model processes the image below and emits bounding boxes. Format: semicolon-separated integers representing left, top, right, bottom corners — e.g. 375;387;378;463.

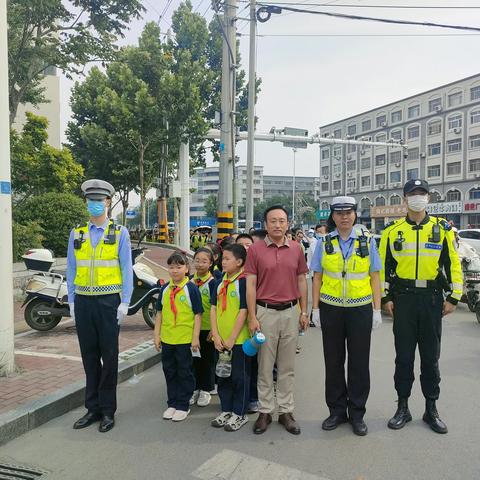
1;304;479;480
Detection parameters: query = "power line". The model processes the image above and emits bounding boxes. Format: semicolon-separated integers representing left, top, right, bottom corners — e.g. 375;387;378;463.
239;32;480;36
253;2;480;8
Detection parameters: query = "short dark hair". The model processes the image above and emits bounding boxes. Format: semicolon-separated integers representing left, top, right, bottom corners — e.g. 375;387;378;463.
236;233;254;243
263;205;289;222
315;224;323;230
251;229;267;240
167;251;189;266
220;236;235;249
223;243;247;266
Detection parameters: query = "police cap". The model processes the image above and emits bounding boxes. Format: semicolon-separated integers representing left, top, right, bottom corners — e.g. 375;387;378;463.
81;179;115;200
403;179;429;196
330;196;357;212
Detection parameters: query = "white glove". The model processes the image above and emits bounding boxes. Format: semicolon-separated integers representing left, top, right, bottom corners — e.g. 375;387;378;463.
69;303;75;323
372;309;382;330
117;303;129;325
311;308;321;328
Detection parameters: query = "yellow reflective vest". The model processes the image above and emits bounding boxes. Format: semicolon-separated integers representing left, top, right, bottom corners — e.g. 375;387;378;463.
74;221;123;295
379;215;463;303
320;234;373;307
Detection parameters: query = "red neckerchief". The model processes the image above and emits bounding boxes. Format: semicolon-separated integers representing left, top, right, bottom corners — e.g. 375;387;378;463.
194;272;212;287
169;279;188;325
218;270;244;312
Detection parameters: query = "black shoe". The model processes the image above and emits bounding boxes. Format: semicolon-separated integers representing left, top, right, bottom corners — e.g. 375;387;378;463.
321;414;348;431
73;412;101;430
350;419;368;436
388;398;412;430
423;400;448;434
99;415;115;433
253;413;272;434
278;413;301;435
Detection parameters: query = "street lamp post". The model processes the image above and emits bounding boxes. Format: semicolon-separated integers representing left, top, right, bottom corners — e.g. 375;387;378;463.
292;147;297;226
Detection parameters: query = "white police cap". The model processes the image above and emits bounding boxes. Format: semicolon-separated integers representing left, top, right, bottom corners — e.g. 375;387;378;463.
330;196;357;211
81;179;115;200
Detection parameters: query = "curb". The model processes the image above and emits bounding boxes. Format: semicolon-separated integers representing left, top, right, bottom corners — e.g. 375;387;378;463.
0;346;161;446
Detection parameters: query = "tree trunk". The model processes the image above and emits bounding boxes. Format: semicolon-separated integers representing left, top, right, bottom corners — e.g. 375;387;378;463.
139;146;146;230
174;198;179;246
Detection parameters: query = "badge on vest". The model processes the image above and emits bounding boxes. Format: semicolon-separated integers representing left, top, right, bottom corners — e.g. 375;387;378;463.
425;243;442;250
180;295;186;302
230;291;237;297
202;289;209;296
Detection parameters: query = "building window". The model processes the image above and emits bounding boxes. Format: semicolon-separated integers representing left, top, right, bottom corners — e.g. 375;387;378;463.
333;180;341;190
390;151;402;164
333;163;342;174
321;201;329;209
471;86;480;101
347;124;357;137
428;143;441;156
375;173;385;185
361;176;370;187
470;188;480;200
321;149;330;160
469;158;480;172
321;166;329;175
448;91;463;107
347;144;357;154
347;160;356;171
448;114;462;130
321;182;329;192
390;130;402;140
429;98;442;112
390;171;401;183
446;162;461;176
375;154;386;166
334;129;342;138
390;195;401;205
362;119;371;132
407;147;419;160
430;191;441;202
471;109;480;124
407;168;418;180
333;146;342;159
347;178;356;189
470;135;480;150
376;133;386;142
427;165;441;178
427;120;442;135
361;158;371;169
408;105;420;118
375;196;386;206
376;114;387;128
447;138;462;153
391;110;402;123
446;189;461;201
361;198;371;209
407;125;420;139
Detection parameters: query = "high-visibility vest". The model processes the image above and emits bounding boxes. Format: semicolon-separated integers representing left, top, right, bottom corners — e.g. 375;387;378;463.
320;234;373;307
74;221;123;295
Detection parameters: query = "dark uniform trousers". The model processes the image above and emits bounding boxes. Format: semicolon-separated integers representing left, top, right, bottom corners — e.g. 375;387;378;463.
161;343;195;411
193;330;216;392
218;345;251;416
392;289;443;400
320;302;373;421
75;293;120;416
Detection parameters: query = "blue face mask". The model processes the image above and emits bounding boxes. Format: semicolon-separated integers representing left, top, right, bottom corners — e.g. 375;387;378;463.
87;199;106;217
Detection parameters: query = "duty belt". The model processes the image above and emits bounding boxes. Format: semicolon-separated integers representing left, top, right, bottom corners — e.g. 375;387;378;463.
395;278;440;289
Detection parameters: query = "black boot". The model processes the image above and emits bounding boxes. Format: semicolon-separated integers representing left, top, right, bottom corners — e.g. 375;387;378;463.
388;398;412;430
423;399;448;434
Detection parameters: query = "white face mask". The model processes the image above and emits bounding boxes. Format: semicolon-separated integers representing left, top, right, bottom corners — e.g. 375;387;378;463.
407;194;429;212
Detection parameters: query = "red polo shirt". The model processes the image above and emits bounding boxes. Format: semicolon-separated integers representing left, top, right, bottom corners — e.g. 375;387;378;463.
244;235;308;304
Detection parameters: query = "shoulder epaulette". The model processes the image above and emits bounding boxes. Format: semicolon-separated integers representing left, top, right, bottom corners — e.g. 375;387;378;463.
76;223;88;229
384;220;397;229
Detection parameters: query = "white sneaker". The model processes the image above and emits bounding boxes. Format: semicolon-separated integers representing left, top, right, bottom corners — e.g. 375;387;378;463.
197;391;212;407
189;390;200;406
224;413;248;432
211;412;232;428
210;385;218;395
172;409;190;422
162;407;176;420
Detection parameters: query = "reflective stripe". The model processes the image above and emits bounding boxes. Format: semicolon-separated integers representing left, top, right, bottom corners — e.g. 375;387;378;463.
322;269;368;280
75;284;122;295
76;259;119;268
452;283;463;290
320;292;372;307
393;251;439;258
322;269;343;280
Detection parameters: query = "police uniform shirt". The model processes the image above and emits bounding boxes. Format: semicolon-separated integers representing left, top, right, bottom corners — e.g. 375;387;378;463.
66;218;133;304
156;277;203;345
210;272;249;345
191;272;216;331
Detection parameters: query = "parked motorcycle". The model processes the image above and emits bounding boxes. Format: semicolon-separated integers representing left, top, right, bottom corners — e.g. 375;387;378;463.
22;234;163;331
458;238;480;323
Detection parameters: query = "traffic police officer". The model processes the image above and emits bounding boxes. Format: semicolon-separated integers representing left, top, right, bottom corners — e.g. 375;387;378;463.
379;179;462;434
67;179;133;432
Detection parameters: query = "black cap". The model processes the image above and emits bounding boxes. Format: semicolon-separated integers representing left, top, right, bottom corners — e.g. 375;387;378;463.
403;179;429;195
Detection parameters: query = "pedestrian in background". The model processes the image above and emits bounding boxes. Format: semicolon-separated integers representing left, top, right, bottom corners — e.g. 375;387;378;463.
67;179;133;433
311;196;382;436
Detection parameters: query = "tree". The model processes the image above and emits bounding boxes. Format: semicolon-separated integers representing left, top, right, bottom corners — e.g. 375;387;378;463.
254;195;293;222
204;194;217;218
7;0;144;125
12;220;43;261
10;112;84;205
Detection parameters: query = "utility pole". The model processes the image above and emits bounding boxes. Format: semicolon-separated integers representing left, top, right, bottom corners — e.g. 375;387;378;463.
292;148;297;226
245;0;257;231
178;141;190;250
216;0;237;239
157;119;169;243
0;0;15;375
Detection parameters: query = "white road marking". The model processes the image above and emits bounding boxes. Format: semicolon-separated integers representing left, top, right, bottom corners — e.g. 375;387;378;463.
14;350;83;362
192;449;331;480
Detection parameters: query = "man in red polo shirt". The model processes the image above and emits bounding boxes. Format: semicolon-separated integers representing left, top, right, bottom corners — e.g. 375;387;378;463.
245;205;309;435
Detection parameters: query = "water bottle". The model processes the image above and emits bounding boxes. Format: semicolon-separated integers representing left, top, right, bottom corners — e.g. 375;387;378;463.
216;350;232;378
242;332;266;357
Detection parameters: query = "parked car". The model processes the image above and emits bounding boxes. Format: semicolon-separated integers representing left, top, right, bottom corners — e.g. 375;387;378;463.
457;229;480;255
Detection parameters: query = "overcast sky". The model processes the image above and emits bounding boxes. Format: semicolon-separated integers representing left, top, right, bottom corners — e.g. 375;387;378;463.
61;0;480;201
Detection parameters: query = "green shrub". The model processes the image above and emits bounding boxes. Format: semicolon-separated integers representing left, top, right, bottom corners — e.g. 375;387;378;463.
12;220;44;261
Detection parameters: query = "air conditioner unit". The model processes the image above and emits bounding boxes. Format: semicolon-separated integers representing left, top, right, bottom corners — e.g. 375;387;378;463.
334;156;341;161
395;162;401;168
347;172;352;177
381;121;388;127
453;127;462;134
379;184;385;190
335;190;341;194
335;173;341;178
323;175;329;179
434;105;442;112
361;150;366;155
475;173;480;179
347;154;352;160
420;152;426;158
346;135;353;140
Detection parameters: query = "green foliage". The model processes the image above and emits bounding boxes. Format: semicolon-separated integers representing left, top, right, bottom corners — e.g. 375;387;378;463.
254;195;293;221
14;193;89;257
204;194;217;218
12;220;44;261
10;112;84;204
7;0;144;124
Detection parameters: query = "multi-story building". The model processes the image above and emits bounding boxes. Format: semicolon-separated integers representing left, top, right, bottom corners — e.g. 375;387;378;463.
263;175;320;201
319;73;480;230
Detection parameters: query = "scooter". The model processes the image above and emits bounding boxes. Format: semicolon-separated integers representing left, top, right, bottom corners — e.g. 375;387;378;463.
457;238;480;323
22;235;163;331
